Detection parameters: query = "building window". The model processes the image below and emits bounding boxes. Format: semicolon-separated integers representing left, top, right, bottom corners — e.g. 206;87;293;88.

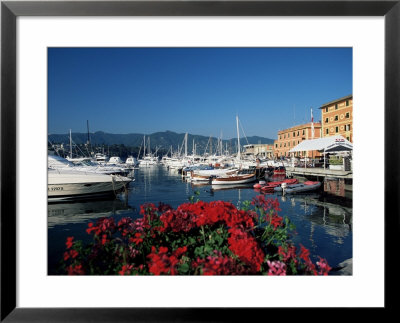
288;133;290;138
275;144;277;148
346;136;350;141
335;104;338;110
293;132;295;137
335;126;339;133
284;143;286;147
288;142;290;147
326;129;329;134
302;130;305;135
293;141;295;146
345;124;351;131
335;115;338;121
325;107;328;113
346;100;349;106
297;131;299;136
325;118;329;123
346;112;350;118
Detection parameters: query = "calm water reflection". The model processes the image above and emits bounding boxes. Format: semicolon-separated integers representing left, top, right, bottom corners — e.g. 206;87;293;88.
48;165;352;275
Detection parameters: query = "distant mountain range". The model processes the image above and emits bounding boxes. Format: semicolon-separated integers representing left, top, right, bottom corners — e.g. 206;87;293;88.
48;130;274;154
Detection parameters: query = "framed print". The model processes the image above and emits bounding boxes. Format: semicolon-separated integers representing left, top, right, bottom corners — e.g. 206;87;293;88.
1;0;399;321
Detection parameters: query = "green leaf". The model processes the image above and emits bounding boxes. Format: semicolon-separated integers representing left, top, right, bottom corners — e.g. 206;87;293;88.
179;263;190;274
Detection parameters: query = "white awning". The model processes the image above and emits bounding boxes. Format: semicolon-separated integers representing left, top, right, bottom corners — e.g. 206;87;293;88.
289;135;353;153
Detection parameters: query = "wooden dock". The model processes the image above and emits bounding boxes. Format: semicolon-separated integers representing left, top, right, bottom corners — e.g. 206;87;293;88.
285;166;353;179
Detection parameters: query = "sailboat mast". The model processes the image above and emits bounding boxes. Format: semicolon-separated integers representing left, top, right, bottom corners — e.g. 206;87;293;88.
69;129;72;159
185;133;188;157
236;115;240;161
86;120;91;156
86;120;90;146
143;135;146;158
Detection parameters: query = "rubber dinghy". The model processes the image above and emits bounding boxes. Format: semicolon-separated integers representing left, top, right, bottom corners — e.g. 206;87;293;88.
254;178;298;192
280;181;322;194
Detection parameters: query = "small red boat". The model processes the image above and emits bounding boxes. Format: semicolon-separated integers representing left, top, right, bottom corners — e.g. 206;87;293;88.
253;180;266;189
273;166;286;175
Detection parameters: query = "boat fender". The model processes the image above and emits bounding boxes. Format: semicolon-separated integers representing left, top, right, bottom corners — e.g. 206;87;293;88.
281;182;287;195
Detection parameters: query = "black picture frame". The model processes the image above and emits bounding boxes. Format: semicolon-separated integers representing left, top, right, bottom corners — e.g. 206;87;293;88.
1;0;398;321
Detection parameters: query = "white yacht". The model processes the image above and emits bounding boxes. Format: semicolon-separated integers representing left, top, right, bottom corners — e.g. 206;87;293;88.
48;155;131;177
125;156;139;168
48;168;133;202
138;155;159;167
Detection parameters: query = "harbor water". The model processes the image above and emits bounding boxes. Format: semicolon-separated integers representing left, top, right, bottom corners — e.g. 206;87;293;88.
48;165;352;275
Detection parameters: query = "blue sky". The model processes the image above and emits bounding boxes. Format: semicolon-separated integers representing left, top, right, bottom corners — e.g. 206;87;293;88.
48;47;352;139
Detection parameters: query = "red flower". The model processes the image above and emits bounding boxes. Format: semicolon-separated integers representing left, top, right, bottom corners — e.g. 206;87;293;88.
147;246;182;275
65;237;74;249
270;214;283;229
63;249;79;261
63;251;70;261
119;264;134;275
129;233;144;245
299;244;310;262
228;227;264;273
278;244;297;263
67;264;85;275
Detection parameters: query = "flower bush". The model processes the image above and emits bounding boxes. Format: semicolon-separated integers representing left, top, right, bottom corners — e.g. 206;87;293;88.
60;196;331;276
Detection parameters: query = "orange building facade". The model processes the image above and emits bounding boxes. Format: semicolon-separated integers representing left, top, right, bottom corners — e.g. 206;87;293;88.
273;122;322;158
319;95;353;142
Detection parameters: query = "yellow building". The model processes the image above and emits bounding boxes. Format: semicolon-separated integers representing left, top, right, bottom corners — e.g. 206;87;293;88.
273;122;322;158
319;94;353;142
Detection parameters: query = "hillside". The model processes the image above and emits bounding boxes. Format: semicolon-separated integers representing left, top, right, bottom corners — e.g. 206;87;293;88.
48;130;275;154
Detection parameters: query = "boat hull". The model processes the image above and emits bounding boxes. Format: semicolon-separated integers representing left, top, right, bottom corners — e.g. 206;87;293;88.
48;171;132;202
211;174;256;185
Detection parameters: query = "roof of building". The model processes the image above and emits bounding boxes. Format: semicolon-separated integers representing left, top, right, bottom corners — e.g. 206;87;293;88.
319;94;353;109
289;135;353;152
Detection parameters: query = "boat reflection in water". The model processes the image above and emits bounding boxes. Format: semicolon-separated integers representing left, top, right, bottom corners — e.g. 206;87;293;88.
48;198;134;228
210;183;254;191
48;198;135;275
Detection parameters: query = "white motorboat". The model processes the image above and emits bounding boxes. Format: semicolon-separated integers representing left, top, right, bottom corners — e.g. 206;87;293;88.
107;156;124;165
125;156;139;168
94;153;109;164
48;168;133;202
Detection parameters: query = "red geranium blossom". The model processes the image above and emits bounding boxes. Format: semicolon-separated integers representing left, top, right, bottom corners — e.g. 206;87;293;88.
65;236;74;249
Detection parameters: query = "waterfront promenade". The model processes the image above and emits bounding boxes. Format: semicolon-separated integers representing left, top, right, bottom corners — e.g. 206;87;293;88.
286;166;353;179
